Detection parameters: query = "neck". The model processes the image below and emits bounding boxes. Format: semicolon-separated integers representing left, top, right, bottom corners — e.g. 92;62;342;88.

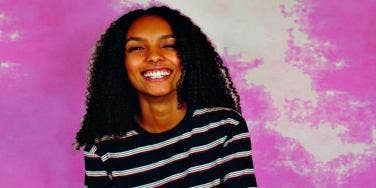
136;92;187;133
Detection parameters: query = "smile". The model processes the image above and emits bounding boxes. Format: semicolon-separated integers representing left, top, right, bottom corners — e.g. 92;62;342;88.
141;69;172;79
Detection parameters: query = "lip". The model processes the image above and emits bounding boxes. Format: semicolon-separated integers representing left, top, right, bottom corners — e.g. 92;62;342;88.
140;67;173;75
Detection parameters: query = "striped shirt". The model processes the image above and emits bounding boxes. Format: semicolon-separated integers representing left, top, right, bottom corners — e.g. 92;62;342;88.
84;106;257;187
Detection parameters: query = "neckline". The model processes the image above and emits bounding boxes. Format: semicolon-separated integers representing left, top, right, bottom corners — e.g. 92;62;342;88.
132;104;194;140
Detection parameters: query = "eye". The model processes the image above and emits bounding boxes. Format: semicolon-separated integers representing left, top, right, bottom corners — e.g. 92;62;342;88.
162;44;176;49
127;46;144;52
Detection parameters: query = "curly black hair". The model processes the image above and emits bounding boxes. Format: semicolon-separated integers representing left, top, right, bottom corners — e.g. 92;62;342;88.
75;6;241;149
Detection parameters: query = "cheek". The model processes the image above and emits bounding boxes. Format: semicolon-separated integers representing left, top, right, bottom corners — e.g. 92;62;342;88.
169;56;182;74
125;65;141;89
125;61;140;82
165;52;181;66
125;54;140;72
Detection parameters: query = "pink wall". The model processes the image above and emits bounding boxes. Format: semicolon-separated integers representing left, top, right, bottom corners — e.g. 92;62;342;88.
0;0;375;187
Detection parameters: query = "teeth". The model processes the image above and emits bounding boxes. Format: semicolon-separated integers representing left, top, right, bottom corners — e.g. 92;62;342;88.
143;70;171;79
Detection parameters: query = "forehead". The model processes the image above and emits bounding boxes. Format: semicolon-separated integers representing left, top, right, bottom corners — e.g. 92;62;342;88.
126;15;173;37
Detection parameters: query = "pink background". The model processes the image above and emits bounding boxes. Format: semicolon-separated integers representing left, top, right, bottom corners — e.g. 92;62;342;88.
1;0;375;187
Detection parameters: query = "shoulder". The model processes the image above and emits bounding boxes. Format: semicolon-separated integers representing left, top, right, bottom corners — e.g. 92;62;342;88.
192;106;244;122
94;130;139;144
191;107;251;145
192;106;241;117
83;130;139;156
191;106;247;131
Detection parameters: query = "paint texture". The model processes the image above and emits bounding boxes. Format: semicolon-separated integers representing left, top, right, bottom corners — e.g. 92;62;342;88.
0;0;375;187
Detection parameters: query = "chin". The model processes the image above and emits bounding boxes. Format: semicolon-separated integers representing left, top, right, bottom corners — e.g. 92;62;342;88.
141;88;177;98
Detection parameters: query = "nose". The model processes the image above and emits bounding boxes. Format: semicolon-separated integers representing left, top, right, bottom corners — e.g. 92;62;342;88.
146;48;164;64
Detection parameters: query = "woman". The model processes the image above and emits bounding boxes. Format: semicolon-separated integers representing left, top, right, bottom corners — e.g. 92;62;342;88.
76;6;257;187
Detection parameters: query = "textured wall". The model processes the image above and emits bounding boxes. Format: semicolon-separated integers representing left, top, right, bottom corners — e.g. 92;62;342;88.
0;0;375;187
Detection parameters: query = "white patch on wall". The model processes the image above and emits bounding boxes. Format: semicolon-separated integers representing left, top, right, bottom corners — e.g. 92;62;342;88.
0;61;15;69
334;60;347;69
0;12;5;42
245;61;318;108
0;60;21;78
269;118;368;162
9;31;20;41
0;12;20;42
111;0;160;13
111;0;297;62
0;12;5;21
168;0;298;62
118;0;150;4
325;90;345;97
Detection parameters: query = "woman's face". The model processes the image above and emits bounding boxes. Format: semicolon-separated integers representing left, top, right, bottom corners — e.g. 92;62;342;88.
125;15;182;98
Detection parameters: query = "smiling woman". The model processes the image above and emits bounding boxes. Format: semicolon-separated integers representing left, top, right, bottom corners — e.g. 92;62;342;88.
75;6;257;188
125;16;185;133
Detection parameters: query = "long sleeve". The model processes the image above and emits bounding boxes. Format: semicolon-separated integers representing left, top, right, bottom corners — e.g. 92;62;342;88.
221;115;257;187
84;143;112;188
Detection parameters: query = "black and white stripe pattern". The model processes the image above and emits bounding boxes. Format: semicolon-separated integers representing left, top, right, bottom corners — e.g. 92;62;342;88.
94;130;138;143
101;118;238;162
111;136;227;177
85;170;108;177
84;107;257;187
192;107;240;117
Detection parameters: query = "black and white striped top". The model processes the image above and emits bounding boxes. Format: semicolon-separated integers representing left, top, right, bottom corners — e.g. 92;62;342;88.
84;106;257;187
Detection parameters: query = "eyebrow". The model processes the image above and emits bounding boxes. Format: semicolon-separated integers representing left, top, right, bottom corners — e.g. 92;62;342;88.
125;34;175;43
160;34;175;40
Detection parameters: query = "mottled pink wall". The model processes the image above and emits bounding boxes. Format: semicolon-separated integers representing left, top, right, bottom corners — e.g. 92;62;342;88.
0;0;375;187
0;1;118;187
